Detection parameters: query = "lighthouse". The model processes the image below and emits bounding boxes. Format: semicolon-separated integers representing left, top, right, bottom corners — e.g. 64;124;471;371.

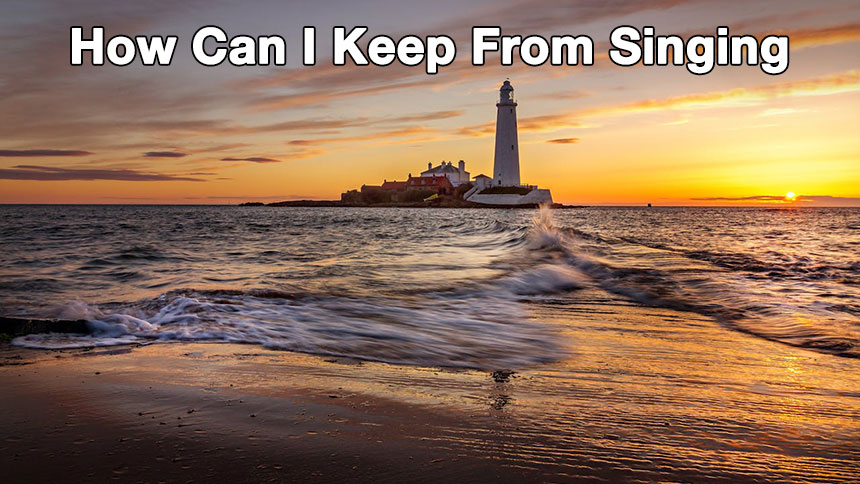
492;80;521;186
466;79;553;206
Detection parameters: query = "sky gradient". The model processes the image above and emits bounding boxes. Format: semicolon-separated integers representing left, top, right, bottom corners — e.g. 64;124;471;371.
1;0;858;205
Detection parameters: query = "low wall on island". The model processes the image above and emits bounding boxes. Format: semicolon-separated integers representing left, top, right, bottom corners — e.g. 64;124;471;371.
243;193;577;209
467;188;553;206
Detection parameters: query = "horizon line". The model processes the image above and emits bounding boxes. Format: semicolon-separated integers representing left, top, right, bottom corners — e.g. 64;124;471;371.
1;203;858;208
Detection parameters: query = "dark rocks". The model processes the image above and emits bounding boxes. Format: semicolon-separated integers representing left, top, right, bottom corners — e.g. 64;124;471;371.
491;369;515;383
0;317;90;337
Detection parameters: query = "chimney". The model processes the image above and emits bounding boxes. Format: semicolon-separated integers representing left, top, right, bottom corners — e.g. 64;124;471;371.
428;162;432;170
458;160;465;181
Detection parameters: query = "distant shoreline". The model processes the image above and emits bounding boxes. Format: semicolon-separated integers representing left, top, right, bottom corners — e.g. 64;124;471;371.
2;204;856;208
241;200;584;209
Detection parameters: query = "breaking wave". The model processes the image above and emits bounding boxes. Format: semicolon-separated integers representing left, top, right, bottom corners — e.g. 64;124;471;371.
13;272;579;369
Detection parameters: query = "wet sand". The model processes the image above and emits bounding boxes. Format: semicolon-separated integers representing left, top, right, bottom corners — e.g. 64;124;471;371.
2;290;859;483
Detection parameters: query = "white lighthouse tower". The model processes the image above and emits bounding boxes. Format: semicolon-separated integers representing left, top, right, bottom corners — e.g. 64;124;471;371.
466;79;553;206
493;80;521;186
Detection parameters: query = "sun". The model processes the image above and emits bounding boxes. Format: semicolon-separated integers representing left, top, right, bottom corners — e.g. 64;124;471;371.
785;191;797;201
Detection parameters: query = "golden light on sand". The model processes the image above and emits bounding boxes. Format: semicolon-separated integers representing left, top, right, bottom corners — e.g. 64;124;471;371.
785;192;797;201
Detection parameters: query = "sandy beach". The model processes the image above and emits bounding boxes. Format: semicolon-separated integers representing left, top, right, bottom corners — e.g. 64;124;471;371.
3;288;858;483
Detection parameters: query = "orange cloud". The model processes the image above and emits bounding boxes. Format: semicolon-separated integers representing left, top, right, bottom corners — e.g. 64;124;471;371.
0;149;91;157
456;123;494;138
456;113;587;138
587;70;860;117
775;23;860;49
288;126;438;147
690;195;860;207
0;165;205;182
220;157;280;163
143;151;186;158
247;80;432;111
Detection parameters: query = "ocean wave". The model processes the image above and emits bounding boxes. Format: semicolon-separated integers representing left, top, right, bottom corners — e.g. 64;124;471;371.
12;285;569;369
11;214;587;368
540;222;860;358
6;205;860;364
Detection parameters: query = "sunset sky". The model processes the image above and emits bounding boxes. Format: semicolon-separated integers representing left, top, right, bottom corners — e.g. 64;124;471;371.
1;0;858;205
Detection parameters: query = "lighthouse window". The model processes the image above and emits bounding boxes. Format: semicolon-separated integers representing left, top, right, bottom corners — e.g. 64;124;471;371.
511;145;514;150
509;108;513;113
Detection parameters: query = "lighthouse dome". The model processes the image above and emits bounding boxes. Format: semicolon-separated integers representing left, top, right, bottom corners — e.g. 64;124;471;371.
498;80;515;105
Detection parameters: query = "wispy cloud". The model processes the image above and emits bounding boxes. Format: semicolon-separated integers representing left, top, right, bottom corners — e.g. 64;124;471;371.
456;123;495;138
386;110;463;123
777;23;860;49
0;165;205;182
288;126;437;147
0;149;91;157
457;113;586;137
588;70;860;116
220;157;281;163
143;151;187;158
758;108;807;117
692;195;789;201
547;138;580;144
211;110;462;137
691;195;860;207
797;195;860;207
246;81;436;111
537;90;593;100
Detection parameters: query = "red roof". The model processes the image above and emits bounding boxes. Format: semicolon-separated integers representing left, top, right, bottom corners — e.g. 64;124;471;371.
407;175;453;189
381;180;407;190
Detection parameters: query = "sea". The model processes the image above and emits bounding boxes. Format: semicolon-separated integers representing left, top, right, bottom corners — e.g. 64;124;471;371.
1;205;858;368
